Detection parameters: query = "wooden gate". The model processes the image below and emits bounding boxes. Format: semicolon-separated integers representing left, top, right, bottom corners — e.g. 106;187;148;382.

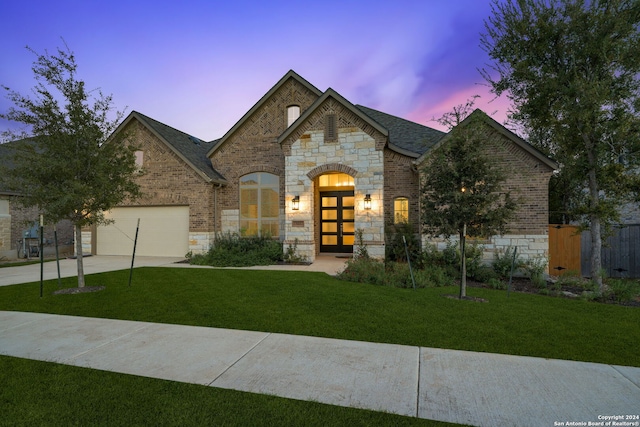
548;225;581;276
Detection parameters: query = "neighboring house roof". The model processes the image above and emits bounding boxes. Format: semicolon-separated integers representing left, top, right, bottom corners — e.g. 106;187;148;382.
356;105;446;157
207;70;324;157
415;109;560;171
118;111;227;184
0;139;38;196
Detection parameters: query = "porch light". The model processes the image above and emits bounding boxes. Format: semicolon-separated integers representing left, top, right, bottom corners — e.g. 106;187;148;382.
364;194;372;210
292;195;300;211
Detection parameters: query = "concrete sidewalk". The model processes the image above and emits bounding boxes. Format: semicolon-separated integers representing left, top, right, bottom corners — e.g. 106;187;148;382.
0;255;348;287
1;311;638;426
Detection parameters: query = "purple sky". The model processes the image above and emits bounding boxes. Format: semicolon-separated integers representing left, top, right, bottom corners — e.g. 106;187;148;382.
1;0;511;141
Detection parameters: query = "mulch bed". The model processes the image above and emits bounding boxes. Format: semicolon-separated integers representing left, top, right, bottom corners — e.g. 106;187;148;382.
465;277;640;307
443;294;489;303
53;286;105;295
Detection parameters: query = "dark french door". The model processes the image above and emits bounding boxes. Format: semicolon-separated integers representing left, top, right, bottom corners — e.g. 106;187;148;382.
320;191;355;253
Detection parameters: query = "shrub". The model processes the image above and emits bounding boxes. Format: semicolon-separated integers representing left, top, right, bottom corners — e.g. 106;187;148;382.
416;265;455;287
487;277;506;290
385;223;420;264
189;231;282;267
337;256;385;285
283;239;309;264
604;278;640;303
337;257;454;289
354;228;369;259
493;246;524;278
472;265;499;283
420;243;444;267
523;256;548;288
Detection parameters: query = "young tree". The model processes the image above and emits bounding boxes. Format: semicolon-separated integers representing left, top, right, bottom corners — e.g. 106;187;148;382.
0;44;141;288
421;101;517;298
481;0;640;291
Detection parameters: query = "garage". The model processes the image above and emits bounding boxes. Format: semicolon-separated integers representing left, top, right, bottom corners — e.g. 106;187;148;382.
97;206;189;257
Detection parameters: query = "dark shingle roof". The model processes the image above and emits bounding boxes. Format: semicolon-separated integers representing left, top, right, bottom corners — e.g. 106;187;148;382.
132;112;226;183
0;139;38;195
356;105;445;156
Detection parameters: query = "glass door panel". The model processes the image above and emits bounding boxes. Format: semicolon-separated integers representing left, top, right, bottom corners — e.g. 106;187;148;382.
320;190;354;253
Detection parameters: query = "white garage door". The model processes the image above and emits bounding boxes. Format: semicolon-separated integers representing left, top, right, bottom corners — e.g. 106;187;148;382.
97;206;189;257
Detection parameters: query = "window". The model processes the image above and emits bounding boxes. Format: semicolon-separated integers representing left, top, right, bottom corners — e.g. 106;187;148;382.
394;197;409;224
318;173;354;188
240;172;280;237
287;105;300;127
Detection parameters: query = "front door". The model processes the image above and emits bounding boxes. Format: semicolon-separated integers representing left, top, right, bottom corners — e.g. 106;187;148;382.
320;191;355;253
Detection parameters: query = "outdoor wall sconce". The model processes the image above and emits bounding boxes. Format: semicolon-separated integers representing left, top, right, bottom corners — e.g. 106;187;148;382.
364;194;372;210
292;195;300;211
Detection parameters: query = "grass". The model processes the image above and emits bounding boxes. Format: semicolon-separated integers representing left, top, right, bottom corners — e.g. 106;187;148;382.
1;267;638;367
1;267;638;426
0;356;453;427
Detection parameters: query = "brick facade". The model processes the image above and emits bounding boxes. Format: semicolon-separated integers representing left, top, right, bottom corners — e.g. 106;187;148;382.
418;120;555;263
123;121;216;234
72;71;556;262
383;148;420;232
210;78;320;236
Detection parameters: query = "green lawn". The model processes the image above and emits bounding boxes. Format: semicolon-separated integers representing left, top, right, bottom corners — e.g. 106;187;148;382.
1;267;638;366
1;267;638;426
0;356;453;427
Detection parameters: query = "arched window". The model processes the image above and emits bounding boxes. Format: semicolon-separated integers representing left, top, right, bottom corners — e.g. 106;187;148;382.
394;197;409;224
240;172;280;237
287;105;300;127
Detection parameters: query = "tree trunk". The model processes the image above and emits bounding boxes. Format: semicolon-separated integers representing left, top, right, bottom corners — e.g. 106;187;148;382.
459;224;466;299
589;214;603;293
75;223;86;288
585;135;603;293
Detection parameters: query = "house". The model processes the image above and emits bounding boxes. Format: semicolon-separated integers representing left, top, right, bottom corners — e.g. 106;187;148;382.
0;141;74;260
80;70;557;262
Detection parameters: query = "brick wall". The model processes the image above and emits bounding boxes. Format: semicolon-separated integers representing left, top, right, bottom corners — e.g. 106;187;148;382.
210;77;320;234
383;149;420;231
122;120;216;235
419;122;555;263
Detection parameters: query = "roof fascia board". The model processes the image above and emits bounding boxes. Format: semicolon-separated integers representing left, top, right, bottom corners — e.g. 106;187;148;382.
207;70;323;157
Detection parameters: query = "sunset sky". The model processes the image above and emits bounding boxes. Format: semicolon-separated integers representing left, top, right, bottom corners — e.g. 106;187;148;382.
1;0;512;141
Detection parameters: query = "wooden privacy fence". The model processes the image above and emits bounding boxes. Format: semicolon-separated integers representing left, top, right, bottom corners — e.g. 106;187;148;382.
581;224;640;279
548;225;581;276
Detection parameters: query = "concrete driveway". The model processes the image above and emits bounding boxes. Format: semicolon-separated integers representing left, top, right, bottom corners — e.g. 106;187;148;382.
0;255;185;287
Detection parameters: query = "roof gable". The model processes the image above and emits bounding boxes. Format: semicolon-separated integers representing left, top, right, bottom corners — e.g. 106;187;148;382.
277;88;389;148
117;111;226;184
416;109;559;171
207;70;323;157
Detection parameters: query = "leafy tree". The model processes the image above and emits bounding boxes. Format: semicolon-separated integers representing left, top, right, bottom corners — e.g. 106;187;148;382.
0;44;141;288
481;0;640;291
421;100;517;298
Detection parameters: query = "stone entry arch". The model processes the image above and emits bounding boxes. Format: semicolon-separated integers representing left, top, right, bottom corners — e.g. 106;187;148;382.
307;163;359;181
